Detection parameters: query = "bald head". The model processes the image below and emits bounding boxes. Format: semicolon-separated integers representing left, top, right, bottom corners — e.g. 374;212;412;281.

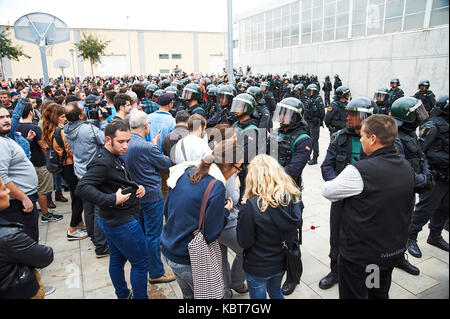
65;101;83;122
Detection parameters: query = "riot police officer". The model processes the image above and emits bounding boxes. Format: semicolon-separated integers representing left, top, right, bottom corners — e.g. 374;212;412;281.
283;84;296;99
333;74;342;95
181;83;206;117
387;78;405;105
373;88;392;115
323;75;333;107
267;97;312;295
247;86;272;130
164;86;183;117
311;74;320;91
319;97;374;290
205;85;219;119
261;81;277;114
324;86;351;137
294;84;310;110
407;94;449;257
304;84;325;165
160;78;171;90
230;93;262;196
414;80;436;113
207;85;237;127
391;96;435;276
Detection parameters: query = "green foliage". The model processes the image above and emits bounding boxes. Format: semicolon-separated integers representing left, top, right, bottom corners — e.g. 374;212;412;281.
0;27;31;61
74;32;110;75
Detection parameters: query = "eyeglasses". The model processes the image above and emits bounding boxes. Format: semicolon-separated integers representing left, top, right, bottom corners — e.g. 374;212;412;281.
233;165;243;173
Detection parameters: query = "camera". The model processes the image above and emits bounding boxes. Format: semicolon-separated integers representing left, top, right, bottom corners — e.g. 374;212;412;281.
86;100;111;120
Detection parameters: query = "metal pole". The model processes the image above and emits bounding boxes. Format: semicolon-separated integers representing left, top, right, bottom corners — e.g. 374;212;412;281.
70;49;76;79
39;40;49;86
127;16;133;75
227;0;234;85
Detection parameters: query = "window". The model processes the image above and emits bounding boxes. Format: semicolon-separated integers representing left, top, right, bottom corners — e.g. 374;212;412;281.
282;5;291;47
403;0;426;30
312;0;324;43
160;69;170;74
384;0;404;33
159;54;169;59
266;10;273;49
367;0;385;35
352;0;368;37
172;54;182;59
302;0;313;44
323;0;336;41
290;1;300;46
335;0;349;39
430;0;449;27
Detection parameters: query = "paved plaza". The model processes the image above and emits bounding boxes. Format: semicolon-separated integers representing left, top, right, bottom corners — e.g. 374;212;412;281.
39;127;449;299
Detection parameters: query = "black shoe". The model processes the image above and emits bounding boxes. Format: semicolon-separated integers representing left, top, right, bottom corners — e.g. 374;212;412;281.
308;158;318;165
95;247;110;258
41;212;63;223
319;271;338;290
46;196;56;209
394;258;420;276
407;238;422;258
444;220;449;232
281;281;297;296
427;235;449;252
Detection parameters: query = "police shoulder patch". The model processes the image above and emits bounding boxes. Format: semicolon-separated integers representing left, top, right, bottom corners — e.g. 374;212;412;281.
328;107;333;112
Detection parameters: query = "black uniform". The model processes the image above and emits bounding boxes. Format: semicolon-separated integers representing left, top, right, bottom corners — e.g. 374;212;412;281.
255;103;272;130
187;103;206;118
375;100;392;115
414;90;436;113
304;95;325;160
268;121;312;188
387;88;404;105
324;98;347;136
264;91;277;114
408;113;449;239
323;80;333;107
321;128;366;274
333;77;342;94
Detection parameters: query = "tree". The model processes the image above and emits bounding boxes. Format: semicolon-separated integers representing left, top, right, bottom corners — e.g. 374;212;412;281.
74;32;110;76
0;27;31;79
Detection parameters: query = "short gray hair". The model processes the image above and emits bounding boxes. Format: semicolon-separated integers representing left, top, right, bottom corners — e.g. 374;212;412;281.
129;111;148;129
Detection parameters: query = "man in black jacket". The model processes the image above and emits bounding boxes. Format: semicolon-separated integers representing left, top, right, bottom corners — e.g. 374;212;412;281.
322;115;415;299
0;177;54;299
75;120;150;299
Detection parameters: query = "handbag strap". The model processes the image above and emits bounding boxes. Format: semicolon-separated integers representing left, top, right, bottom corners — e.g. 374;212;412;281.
196;179;217;234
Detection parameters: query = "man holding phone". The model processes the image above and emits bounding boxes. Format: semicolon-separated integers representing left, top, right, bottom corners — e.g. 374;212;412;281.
75;120;150;299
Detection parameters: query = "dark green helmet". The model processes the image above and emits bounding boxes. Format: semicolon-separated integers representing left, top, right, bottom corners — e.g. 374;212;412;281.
391;97;429;125
182;78;190;86
206;84;216;91
207;86;219;97
246;86;265;105
418;80;430;89
230;93;256;115
164;86;179;98
294;84;304;93
287;84;295;92
373;88;389;102
260;82;269;92
336;86;351;100
146;84;159;93
181;83;202;101
435;94;449;115
161;79;171;89
142;80;150;88
153;89;164;99
306;84;319;95
273;97;304;127
171;80;183;91
218;85;237;99
390;78;401;86
345;97;376;118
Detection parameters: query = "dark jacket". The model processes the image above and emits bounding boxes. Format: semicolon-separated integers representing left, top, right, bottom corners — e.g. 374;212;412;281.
75;147;141;227
161;125;189;158
237;197;303;277
0;219;53;299
340;146;415;267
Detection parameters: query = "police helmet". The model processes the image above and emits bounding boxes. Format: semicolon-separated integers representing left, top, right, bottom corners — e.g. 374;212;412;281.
161;79;171;89
153;89;164;99
246;86;265;105
418;80;431;90
373;88;389;103
435;94;449;115
164;86;179;98
230;93;256;115
146;84;159;93
336;86;351;100
294;84;305;93
218;85;237;106
306;84;319;96
391;97;429;126
390;78;401;86
345;97;376;123
273;97;304;127
181;83;202;101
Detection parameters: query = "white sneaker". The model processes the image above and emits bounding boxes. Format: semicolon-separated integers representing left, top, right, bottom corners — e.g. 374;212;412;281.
67;229;88;241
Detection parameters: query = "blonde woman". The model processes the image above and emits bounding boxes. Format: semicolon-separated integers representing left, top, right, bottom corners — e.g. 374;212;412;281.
237;154;303;299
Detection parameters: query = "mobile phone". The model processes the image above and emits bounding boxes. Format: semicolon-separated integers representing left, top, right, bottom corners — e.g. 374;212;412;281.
224;199;230;206
156;129;162;135
122;186;136;195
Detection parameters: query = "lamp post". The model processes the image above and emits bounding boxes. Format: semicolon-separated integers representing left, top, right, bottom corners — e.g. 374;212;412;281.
227;0;234;86
69;48;76;80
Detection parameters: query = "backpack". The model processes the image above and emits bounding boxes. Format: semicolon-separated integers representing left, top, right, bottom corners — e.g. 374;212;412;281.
45;128;67;175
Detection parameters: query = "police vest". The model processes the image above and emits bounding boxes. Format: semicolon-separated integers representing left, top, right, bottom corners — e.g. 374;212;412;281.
270;127;310;168
329;101;347;130
332;129;365;175
397;130;424;174
422;117;449;171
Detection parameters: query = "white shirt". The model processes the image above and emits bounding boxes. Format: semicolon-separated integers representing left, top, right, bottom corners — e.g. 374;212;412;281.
322;165;364;202
174;134;212;165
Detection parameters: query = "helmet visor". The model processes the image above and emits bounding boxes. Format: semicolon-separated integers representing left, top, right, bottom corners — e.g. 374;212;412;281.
273;103;300;126
346;106;374;122
261;84;268;91
408;100;429;122
181;89;195;100
230;98;249;114
374;91;388;102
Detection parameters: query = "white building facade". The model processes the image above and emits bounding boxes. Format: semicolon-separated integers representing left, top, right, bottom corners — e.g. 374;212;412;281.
237;0;449;97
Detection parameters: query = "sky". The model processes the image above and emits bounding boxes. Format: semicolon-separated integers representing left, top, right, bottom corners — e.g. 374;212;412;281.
0;0;277;32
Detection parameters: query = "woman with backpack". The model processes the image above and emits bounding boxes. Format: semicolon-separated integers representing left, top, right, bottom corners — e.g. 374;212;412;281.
42;104;87;241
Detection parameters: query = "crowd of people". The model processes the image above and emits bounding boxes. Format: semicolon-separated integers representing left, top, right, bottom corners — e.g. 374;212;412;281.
0;68;448;300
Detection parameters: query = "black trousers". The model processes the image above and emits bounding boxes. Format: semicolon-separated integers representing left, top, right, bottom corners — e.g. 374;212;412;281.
307;121;320;159
329;201;344;272
2;193;39;242
61;165;84;228
408;179;449;238
82;200;108;253
338;256;393;299
324;91;331;107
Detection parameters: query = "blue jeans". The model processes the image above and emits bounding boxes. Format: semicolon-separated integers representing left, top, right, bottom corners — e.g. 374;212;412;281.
99;218;150;299
162;254;194;299
245;271;285;299
137;200;165;279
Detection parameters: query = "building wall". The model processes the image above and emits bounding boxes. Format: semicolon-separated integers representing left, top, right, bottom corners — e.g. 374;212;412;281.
1;26;224;79
239;25;449;97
